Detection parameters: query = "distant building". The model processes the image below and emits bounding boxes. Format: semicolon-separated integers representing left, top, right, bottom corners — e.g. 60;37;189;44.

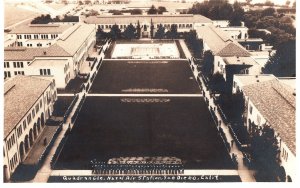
84;14;212;38
197;25;262;89
232;74;296;182
4;23;97;89
213;21;248;40
3;76;57;182
7;22;75;48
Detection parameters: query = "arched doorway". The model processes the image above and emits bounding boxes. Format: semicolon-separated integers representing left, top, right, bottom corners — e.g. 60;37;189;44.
33;123;38;140
29;129;33;147
24;135;29;153
37;118;41;133
41;113;45;128
19;142;25;162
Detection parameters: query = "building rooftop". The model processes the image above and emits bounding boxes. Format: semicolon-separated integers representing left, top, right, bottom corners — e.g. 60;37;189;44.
4;76;52;138
223;56;259;66
216;43;251;57
84;14;212;25
196;25;250;57
9;22;74;34
30;59;69;67
56;23;95;56
234;74;276;87
243;80;296;155
4;44;71;61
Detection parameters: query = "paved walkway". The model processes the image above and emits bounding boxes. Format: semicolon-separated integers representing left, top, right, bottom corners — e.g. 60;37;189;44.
86;94;203;97
177;39;256;182
189;60;256;182
50;169;238;176
23;125;59;165
31;42;110;183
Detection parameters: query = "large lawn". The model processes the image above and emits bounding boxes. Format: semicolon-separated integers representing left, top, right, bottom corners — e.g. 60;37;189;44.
55;97;234;170
89;60;200;94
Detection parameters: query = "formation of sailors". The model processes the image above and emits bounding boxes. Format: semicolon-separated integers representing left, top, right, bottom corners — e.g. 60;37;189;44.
90;161;184;175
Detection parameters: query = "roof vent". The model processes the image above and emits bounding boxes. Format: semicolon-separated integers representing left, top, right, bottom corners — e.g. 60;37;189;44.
255;75;258;78
257;80;259;82
43;51;47;55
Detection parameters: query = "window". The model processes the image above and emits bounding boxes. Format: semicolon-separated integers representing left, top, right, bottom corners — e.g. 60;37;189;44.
35;104;39;113
4;62;10;68
34;34;38;39
14;71;17;75
249;105;253;114
17;125;23;138
40;69;51;76
23;120;27;130
27;114;32;124
40;99;43;108
233;81;236;88
13;62;16;68
32;109;35;118
20;62;23;68
17;62;20;68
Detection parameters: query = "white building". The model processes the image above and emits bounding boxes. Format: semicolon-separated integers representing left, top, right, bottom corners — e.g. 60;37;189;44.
3;76;57;182
7;22;75;48
213;20;249;40
196;25;262;86
84;14;212;37
4;23;97;89
232;75;296;181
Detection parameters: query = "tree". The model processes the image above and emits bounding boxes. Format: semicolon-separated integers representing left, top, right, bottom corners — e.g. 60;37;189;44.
154;24;165;39
292;1;296;8
123;23;136;39
264;39;296;77
184;30;203;58
157;6;167;14
209;72;226;94
261;8;275;17
110;24;121;40
148;5;158;14
250;125;281;181
136;21;141;39
264;0;274;6
150;19;154;39
79;1;83;5
202;50;214;78
230;1;245;26
131;9;142;15
246;0;252;5
285;0;291;7
166;24;178;39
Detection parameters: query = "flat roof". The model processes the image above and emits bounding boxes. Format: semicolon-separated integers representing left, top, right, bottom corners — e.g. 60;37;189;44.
4;76;52;138
9;22;74;34
84;14;212;25
30;59;69;67
234;74;276;87
223;56;259;66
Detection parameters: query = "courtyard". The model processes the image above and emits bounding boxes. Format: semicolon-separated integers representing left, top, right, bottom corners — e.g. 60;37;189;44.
89;60;200;94
55;97;234;170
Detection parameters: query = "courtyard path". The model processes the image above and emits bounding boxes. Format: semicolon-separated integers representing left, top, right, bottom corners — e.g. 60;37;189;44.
189;60;256;182
179;39;256;182
31;41;111;182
